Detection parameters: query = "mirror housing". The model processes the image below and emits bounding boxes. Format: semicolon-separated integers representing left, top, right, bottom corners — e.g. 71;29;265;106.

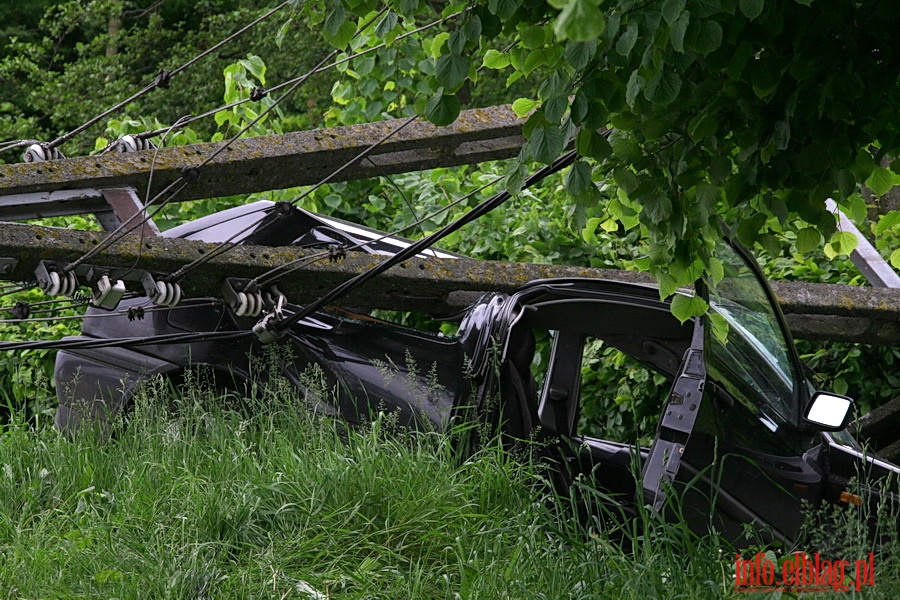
803;391;855;431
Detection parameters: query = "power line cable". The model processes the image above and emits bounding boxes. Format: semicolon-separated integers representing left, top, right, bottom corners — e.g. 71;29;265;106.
270;148;580;333
45;1;293;151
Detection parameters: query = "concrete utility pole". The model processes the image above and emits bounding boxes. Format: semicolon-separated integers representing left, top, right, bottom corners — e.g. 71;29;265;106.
0;105;898;345
0;221;898;345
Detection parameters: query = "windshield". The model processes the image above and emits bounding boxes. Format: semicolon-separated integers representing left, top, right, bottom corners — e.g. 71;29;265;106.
707;241;798;420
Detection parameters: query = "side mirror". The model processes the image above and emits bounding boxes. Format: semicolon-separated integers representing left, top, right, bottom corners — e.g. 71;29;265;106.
803;391;855;431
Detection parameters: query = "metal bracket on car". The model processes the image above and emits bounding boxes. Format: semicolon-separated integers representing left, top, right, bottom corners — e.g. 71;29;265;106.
222;278;264;318
141;273;182;307
642;321;707;513
252;285;288;344
35;260;79;297
85;267;126;310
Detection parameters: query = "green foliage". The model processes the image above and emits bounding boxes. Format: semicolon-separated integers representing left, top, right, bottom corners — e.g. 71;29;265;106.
0;1;330;162
310;0;900;300
1;371;896;596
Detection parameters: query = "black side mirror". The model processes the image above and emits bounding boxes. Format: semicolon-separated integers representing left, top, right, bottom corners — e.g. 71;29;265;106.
803;391;855;431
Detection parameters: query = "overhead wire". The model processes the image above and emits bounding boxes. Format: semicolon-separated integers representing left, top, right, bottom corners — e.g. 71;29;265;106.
109;9;466;148
270;148;582;332
45;1;293;152
252;175;502;288
62;7;392;275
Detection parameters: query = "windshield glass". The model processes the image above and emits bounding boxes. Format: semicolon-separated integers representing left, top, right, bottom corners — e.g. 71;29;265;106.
707;241;797;420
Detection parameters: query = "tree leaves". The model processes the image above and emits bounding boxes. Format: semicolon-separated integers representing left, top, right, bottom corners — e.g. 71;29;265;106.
795;227;820;254
739;0;764;20
554;0;606;42
435;53;469;91
671;294;709;323
684;19;722;54
644;70;681;105
523;124;566;164
424;90;460;126
866;167;897;197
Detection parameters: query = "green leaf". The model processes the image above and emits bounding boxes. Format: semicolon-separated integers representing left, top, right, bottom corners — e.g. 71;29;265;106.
616;22;638;57
523;124;566;164
795;227;820;254
435;53;469;91
375;11;399;39
565;40;598;70
684;19;723;54
662;0;686;25
483;49;510;69
773;120;790;150
695;183;720;205
688;112;717;141
429;32;450;58
835;170;856;200
866;167;895;196
875;211;900;236
709;312;730;343
489;0;522;20
512;97;538;117
890;248;900;270
424;91;460;126
609;130;642;163
554;0;606;42
625;71;645;106
644;70;681;105
669;11;690;52
841;194;867;223
576;129;612;160
657;272;678;299
671;294;709;323
564;160;597;199
641;195;673;223
824;231;858;259
544;96;568;123
739;0;764;19
323;5;356;49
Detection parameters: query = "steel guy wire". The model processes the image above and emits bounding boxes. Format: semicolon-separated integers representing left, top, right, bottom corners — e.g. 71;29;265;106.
0;299;221;326
0;328;252;352
63;9;389;275
252;175;502;289
164;110;419;283
109;9;464;148
270;148;581;332
45;1;293;152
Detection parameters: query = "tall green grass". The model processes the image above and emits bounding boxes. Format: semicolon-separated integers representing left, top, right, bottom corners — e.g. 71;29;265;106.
1;374;896;598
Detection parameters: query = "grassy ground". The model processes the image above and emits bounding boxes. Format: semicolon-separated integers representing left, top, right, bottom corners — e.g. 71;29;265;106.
1;377;896;599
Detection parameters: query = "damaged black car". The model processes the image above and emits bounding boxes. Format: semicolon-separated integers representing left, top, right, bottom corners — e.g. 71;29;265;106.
53;199;900;546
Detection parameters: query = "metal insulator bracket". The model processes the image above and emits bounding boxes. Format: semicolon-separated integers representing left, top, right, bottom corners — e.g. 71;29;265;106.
141;273;182;307
222;278;264;318
86;268;126;310
35;261;79;297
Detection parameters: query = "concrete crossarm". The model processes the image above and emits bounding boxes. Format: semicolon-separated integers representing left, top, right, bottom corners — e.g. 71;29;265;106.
0;221;897;345
0;105;524;207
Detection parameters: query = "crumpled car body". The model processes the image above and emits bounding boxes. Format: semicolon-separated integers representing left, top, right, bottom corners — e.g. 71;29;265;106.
54;200;899;546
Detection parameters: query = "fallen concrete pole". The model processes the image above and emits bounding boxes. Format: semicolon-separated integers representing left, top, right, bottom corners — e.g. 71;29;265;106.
0;221;898;345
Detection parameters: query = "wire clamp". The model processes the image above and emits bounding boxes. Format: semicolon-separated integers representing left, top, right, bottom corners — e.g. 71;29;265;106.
141;273;182;307
86;268;126;310
222;278;264;318
35;261;78;297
